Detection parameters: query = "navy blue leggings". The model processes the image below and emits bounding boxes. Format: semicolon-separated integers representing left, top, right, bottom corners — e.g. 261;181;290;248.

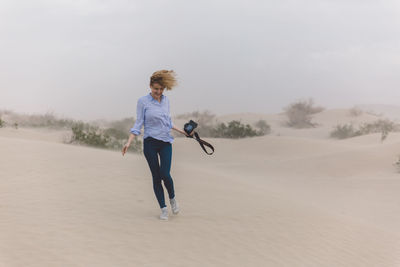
143;136;175;208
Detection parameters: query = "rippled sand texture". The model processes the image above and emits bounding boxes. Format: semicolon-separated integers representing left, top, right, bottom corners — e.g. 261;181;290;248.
1;109;400;266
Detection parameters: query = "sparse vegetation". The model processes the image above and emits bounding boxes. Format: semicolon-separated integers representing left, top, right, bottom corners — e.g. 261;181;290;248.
103;117;142;152
358;119;395;136
0;110;75;129
0;110;142;152
284;98;324;128
211;120;266;138
175;111;270;138
68;120;142;153
330;119;399;141
70;122;110;148
254;119;271;135
348;107;363;117
330;124;358;139
394;155;400;173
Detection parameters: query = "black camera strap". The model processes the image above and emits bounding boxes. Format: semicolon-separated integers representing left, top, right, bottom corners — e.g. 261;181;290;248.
188;132;215;155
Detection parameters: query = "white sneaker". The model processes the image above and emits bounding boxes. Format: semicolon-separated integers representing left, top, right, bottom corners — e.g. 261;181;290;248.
160;207;168;220
170;198;180;214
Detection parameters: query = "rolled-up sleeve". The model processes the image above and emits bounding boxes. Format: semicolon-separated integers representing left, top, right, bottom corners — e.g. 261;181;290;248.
130;98;145;135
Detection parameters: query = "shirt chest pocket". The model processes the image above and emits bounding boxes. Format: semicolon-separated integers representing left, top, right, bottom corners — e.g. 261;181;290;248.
146;104;169;123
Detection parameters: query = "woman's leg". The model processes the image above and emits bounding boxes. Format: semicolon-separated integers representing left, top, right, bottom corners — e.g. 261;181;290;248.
159;142;175;200
143;138;166;208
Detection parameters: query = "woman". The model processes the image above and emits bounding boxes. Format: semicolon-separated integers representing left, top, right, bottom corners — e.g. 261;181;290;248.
122;70;192;221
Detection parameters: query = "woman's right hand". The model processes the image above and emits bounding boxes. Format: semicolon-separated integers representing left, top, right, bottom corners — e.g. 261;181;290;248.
122;143;130;156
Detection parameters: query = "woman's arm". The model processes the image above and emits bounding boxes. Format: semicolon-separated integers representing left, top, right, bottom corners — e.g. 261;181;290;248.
123;99;144;156
172;124;193;137
122;133;138;156
126;133;137;146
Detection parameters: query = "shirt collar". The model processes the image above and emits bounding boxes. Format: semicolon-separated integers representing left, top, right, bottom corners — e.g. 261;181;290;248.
149;92;164;103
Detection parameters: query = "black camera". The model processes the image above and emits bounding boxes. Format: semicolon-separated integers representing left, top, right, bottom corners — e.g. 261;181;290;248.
184;120;198;136
183;119;214;155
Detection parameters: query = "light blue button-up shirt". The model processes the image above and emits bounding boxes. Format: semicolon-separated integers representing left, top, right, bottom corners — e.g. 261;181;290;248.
130;93;174;143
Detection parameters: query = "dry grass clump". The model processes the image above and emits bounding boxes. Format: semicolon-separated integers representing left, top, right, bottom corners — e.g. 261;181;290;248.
254;119;271;135
330;119;398;142
330;124;358;139
284;98;324;128
211;120;269;138
348;107;363;117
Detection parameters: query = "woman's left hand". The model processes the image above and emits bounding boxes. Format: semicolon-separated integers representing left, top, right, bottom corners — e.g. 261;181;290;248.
185;131;194;137
172;124;194;137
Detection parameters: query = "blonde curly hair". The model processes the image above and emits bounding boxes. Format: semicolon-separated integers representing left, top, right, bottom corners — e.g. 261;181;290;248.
150;70;178;90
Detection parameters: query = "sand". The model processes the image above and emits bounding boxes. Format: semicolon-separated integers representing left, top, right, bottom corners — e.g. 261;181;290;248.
1;109;400;266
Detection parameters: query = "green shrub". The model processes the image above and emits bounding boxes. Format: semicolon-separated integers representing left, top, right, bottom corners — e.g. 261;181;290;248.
357;119;395;135
104;123;142;152
175;111;271;139
358;119;396;142
104;127;128;140
70;122;110;148
211;120;263;138
0;110;143;152
106;117;135;134
330;124;359;139
331;120;399;141
69;121;142;153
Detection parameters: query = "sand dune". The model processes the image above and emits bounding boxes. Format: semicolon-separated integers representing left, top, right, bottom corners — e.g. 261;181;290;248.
1;111;400;266
356;104;400;121
210;109;383;139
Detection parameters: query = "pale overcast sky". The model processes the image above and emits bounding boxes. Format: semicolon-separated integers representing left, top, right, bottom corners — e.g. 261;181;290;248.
1;0;399;120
